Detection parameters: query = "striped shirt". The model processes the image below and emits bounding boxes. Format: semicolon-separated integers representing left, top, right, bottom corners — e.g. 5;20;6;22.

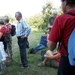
16;18;31;37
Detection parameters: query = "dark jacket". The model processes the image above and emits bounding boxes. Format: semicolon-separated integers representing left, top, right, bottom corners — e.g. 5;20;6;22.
40;36;47;46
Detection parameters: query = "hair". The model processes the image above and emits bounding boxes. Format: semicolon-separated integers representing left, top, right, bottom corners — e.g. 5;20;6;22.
15;11;22;18
61;0;75;7
52;10;57;14
0;18;4;25
43;31;47;34
3;16;9;23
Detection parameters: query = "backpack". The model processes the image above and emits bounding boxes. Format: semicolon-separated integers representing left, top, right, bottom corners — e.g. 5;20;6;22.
63;12;75;66
3;26;11;43
11;25;16;36
26;40;29;48
5;29;11;43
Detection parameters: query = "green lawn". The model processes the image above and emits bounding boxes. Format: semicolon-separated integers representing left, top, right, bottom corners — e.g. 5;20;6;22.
2;30;57;75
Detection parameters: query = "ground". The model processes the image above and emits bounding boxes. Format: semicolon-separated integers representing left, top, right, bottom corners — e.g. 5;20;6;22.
2;31;57;75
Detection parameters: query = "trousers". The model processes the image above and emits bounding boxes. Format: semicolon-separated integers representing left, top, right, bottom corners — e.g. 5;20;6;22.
17;37;28;66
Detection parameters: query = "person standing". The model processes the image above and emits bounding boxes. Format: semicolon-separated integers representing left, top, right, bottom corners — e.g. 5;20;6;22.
3;16;13;61
0;18;7;75
47;0;75;75
15;11;31;68
48;10;57;34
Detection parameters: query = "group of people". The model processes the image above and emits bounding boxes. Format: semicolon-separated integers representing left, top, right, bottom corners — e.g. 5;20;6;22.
47;0;75;75
29;0;75;75
0;16;13;75
27;7;61;68
28;31;47;54
0;12;31;75
0;0;75;75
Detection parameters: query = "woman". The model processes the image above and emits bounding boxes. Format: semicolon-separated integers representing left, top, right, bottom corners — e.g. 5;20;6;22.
0;18;7;74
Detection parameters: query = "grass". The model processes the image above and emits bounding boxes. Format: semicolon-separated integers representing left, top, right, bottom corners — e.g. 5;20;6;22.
2;30;57;75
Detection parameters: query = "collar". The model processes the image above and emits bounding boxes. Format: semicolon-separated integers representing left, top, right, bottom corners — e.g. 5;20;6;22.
68;10;75;14
18;18;23;23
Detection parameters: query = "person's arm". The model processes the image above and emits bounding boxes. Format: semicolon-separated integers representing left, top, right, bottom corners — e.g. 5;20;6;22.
21;20;31;38
51;54;60;59
48;17;53;29
47;17;61;51
44;50;60;59
47;40;57;51
48;24;53;29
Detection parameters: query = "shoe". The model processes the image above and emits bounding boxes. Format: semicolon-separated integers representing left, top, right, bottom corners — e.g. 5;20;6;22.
28;48;33;54
23;65;28;67
21;65;28;69
31;48;36;54
38;62;45;67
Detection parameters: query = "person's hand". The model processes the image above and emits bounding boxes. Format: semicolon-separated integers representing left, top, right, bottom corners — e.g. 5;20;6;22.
57;52;61;58
21;35;25;38
44;50;54;58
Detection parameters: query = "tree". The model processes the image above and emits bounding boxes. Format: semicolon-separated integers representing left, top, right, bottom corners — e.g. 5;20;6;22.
41;1;54;30
26;1;58;30
58;6;63;15
26;14;43;30
4;14;15;23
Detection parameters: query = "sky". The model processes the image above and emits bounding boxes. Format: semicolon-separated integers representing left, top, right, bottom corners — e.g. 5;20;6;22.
0;0;61;18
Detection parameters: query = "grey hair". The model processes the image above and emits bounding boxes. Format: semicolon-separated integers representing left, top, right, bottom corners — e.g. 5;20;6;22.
15;11;22;18
52;10;58;14
3;16;9;23
0;18;4;25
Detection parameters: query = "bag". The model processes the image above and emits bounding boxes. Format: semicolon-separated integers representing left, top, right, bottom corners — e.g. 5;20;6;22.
26;40;29;48
3;26;11;43
11;25;16;36
68;28;75;66
5;30;11;43
63;12;75;66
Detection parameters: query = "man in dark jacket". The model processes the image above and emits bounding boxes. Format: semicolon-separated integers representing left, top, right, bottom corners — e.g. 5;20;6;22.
28;31;47;54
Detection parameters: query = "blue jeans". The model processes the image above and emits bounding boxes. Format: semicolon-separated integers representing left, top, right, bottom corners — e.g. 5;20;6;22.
17;37;28;66
33;43;46;52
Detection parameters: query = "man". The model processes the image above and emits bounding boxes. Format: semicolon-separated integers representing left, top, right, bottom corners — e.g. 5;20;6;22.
47;0;75;75
15;11;31;68
28;31;47;54
48;10;57;33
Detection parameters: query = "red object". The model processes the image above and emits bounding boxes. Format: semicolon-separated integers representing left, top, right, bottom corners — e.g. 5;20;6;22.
56;52;61;65
48;10;75;54
0;26;6;36
57;52;61;56
5;23;12;32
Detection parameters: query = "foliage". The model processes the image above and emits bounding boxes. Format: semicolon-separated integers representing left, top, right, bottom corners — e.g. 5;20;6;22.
26;14;44;29
26;1;55;30
4;14;15;23
26;1;63;30
41;1;53;30
58;6;63;15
